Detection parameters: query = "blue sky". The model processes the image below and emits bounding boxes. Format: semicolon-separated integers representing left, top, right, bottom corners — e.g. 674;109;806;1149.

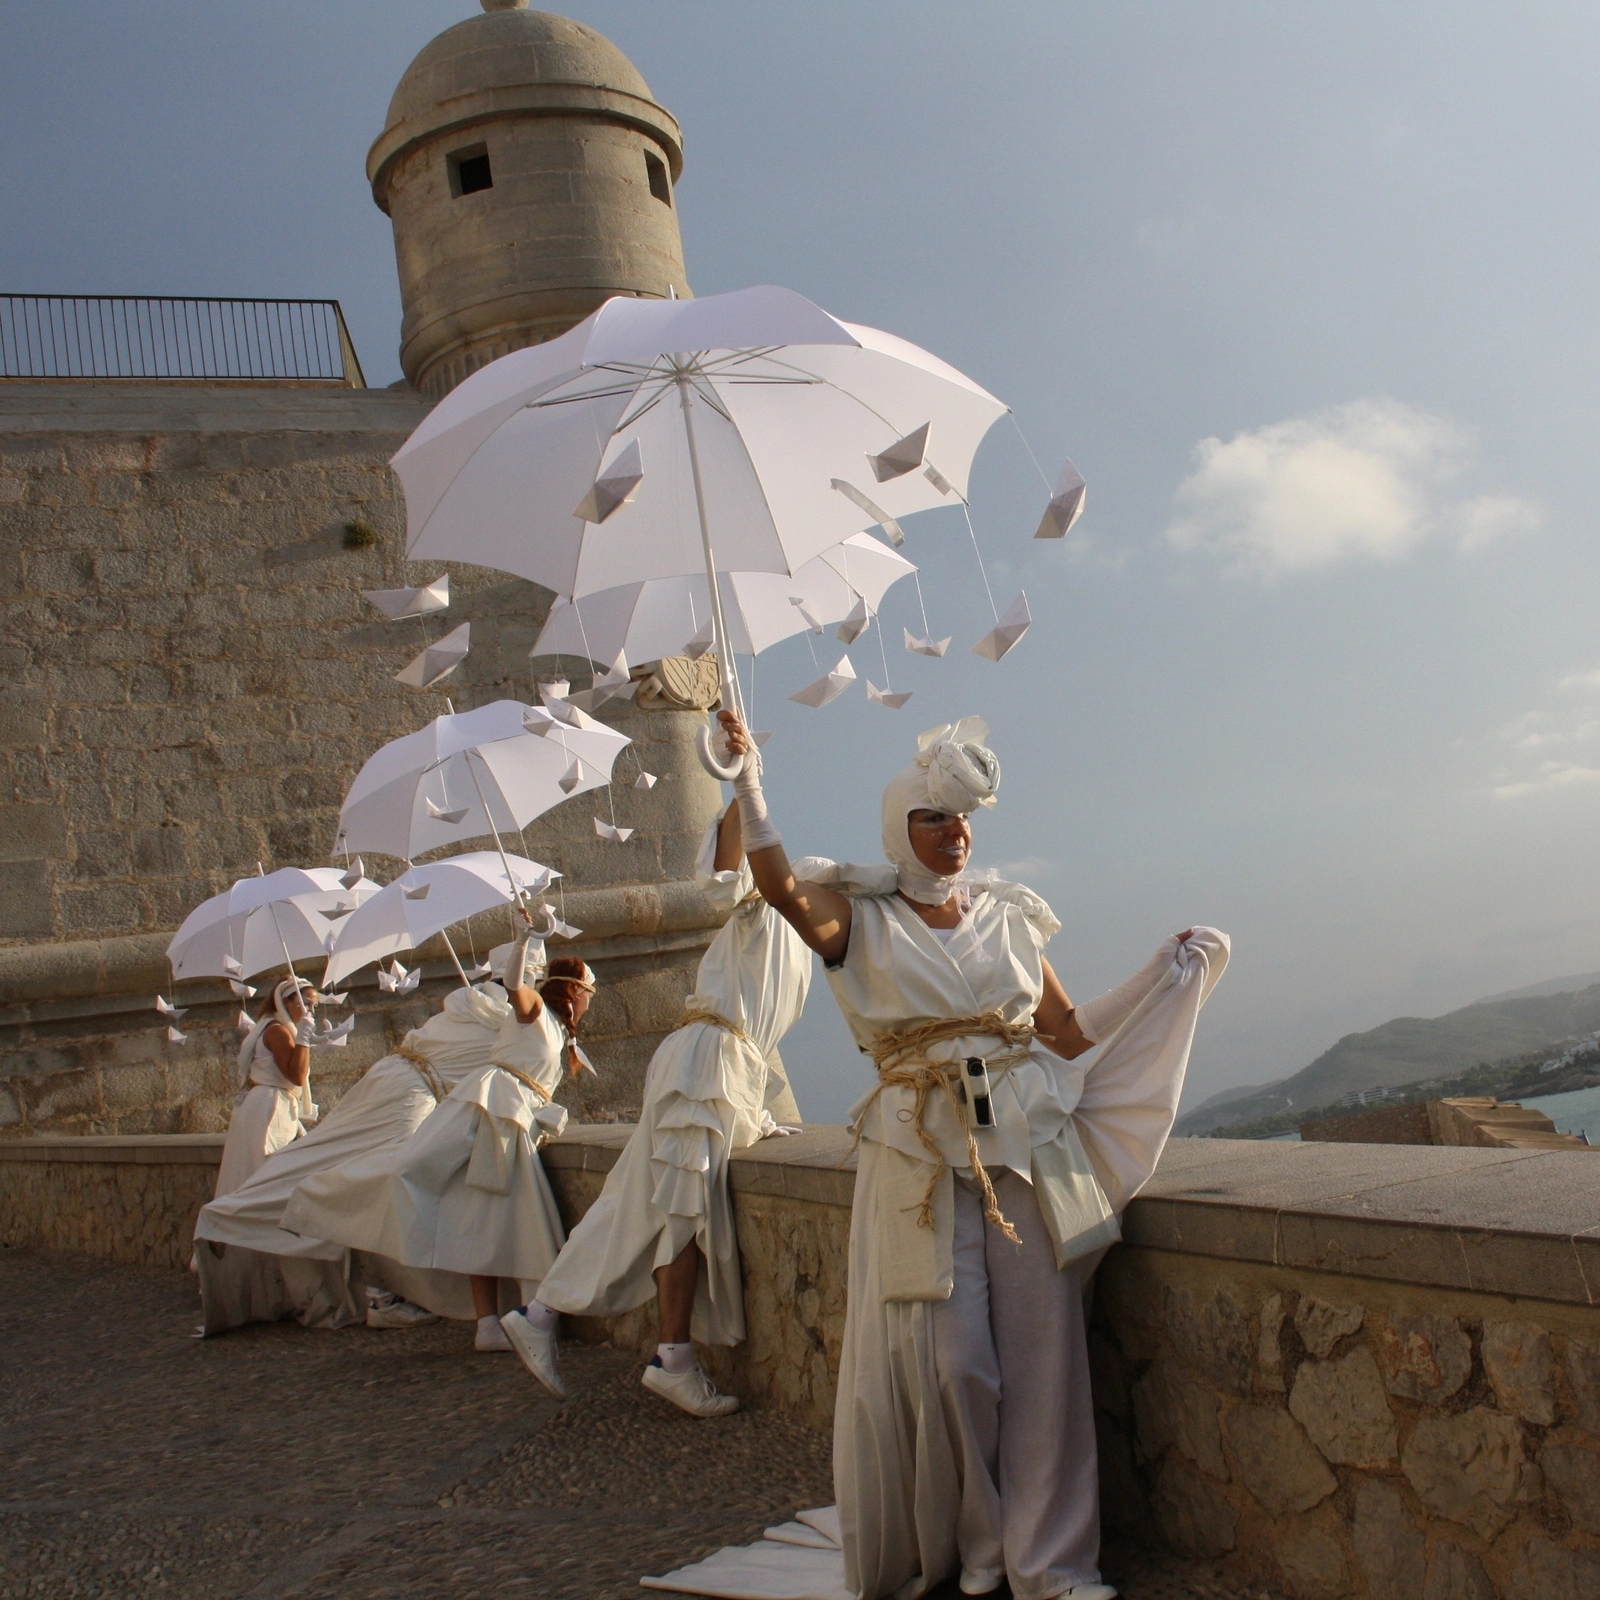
5;3;1599;1118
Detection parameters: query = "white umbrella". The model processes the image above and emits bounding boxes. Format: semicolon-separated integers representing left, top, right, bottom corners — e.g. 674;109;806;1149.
167;867;381;984
391;285;1007;764
532;532;915;665
322;851;555;990
338;699;628;875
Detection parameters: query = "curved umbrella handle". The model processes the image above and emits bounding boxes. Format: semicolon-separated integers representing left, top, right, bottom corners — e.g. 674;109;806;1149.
695;720;746;781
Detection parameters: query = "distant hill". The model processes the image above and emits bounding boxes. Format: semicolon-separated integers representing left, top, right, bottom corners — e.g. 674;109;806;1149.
1177;982;1600;1135
1478;971;1600;1003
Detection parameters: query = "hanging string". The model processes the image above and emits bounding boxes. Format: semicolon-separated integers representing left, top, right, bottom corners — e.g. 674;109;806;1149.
1007;410;1058;495
961;502;1001;625
873;609;895;693
911;570;935;638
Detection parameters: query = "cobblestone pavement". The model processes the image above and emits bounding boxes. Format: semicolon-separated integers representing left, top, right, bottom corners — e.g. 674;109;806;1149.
0;1250;1277;1599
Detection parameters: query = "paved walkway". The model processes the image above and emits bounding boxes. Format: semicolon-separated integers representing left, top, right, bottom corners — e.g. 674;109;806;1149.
0;1251;1277;1599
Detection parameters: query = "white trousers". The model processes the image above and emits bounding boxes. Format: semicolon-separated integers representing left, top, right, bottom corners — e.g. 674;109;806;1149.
933;1168;1100;1600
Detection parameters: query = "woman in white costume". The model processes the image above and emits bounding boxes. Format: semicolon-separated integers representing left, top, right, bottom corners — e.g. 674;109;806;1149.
282;944;595;1352
507;803;809;1416
192;977;518;1336
712;708;1228;1600
214;978;320;1198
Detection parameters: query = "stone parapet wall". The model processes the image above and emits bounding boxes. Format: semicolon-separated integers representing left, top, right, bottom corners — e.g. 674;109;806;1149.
10;1128;1600;1591
0;383;726;1125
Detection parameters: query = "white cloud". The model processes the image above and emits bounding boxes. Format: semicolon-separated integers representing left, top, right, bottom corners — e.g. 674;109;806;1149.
1489;669;1600;799
1166;397;1537;574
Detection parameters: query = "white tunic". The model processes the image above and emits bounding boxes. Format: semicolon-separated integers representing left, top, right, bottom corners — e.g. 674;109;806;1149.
538;821;812;1346
193;984;516;1332
825;876;1227;1599
282;1002;573;1294
213;1034;314;1198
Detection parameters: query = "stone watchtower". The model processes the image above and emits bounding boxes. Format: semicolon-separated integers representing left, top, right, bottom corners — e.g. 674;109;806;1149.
369;0;691;399
0;3;734;1136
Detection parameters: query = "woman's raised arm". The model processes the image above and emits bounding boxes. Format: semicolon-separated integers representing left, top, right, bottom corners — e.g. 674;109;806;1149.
717;709;852;965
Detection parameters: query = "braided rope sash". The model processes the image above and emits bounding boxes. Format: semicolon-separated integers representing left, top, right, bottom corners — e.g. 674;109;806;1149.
395;1045;446;1102
678;1007;758;1049
490;1059;553;1105
861;1011;1037;1244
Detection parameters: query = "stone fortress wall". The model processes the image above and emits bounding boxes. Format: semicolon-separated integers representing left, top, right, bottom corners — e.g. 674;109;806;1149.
0;380;727;1137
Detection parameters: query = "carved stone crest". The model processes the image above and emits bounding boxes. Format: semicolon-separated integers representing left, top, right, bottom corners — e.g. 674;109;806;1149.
632;655;721;711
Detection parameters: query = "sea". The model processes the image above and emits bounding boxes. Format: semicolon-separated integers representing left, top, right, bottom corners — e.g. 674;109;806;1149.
1520;1085;1600;1145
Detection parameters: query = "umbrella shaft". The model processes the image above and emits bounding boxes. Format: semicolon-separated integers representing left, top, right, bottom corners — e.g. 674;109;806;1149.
675;373;744;725
463;750;530;917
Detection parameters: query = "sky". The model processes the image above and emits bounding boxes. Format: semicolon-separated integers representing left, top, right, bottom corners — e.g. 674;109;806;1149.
4;2;1600;1120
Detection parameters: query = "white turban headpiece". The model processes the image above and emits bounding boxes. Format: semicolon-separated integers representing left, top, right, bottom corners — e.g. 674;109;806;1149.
880;717;1001;905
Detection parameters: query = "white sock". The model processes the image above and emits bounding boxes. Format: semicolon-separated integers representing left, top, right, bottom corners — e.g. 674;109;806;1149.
524;1300;557;1332
656;1341;694;1374
477;1314;500;1332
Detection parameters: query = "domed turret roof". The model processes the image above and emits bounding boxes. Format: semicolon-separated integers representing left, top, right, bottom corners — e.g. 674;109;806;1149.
369;5;682;211
384;8;655;132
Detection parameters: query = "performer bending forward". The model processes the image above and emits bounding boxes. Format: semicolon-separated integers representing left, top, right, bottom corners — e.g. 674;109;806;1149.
283;942;596;1352
717;709;1228;1600
508;802;809;1415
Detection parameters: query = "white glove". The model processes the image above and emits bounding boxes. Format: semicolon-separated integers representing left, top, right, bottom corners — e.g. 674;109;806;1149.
294;1017;316;1048
503;934;534;992
1074;936;1182;1044
732;742;783;852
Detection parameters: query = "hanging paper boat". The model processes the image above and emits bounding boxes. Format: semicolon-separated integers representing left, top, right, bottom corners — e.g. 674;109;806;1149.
867;681;913;709
904;628;951;658
971;593;1031;662
789;655;857;709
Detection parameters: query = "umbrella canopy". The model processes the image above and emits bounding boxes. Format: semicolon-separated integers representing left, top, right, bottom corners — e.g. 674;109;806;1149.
339;699;629;863
322;852;555;989
532;532;915;665
392;285;1006;601
167;867;381;983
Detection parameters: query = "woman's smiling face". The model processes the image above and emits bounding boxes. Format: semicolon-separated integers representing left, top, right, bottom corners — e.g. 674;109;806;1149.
906;808;972;876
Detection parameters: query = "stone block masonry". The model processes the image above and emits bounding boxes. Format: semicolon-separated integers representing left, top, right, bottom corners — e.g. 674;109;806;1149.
0;382;727;1128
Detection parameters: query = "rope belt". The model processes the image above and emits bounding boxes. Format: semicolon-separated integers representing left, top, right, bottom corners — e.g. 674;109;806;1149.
490;1060;552;1105
395;1045;446;1103
678;1007;758;1050
860;1011;1036;1244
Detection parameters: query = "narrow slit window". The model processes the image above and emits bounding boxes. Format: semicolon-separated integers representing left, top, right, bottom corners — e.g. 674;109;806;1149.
448;144;493;197
644;151;672;206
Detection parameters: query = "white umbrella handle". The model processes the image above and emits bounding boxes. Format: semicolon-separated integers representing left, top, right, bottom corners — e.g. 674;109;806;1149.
695;719;746;781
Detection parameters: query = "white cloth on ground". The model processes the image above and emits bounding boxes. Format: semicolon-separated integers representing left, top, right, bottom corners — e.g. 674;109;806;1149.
194;984;515;1330
644;1509;849;1599
282;998;572;1297
537;812;811;1345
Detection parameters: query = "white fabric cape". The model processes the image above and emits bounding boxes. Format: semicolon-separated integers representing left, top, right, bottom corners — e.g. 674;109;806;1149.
644;869;1227;1600
193;985;515;1332
538;816;811;1345
281;1004;571;1297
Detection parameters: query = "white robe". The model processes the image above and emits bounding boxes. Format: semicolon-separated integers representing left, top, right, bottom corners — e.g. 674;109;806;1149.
281;1002;572;1299
213;1035;315;1199
642;877;1226;1600
537;822;811;1346
193;984;516;1332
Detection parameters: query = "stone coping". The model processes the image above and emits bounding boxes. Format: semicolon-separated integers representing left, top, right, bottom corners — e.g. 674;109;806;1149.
10;1130;1600;1307
0;879;729;1013
0;382;431;431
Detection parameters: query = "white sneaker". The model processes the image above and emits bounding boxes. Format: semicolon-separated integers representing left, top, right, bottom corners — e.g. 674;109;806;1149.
641;1361;740;1418
960;1571;1003;1596
475;1315;513;1352
1059;1586;1117;1600
365;1291;439;1330
501;1309;567;1399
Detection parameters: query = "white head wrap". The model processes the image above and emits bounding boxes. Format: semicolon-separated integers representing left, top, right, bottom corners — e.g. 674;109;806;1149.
488;939;548;987
880;717;1001;905
234;976;315;1086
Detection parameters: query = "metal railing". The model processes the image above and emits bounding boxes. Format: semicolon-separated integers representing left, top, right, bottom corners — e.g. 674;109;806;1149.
0;296;367;386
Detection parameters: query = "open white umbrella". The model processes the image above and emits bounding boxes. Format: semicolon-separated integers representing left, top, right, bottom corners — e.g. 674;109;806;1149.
338;699;628;874
391;285;1007;767
167;868;380;984
532;532;915;666
322;852;555;990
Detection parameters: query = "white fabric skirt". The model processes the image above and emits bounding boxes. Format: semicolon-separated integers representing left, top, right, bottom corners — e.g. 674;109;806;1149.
214;1084;303;1198
282;1070;566;1292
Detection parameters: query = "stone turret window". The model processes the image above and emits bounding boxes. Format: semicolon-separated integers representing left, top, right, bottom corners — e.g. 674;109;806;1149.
448;144;493;197
645;151;672;206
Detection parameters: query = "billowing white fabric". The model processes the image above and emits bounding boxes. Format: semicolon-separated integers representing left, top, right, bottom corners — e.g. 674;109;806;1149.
537;815;811;1345
194;985;516;1332
213;1033;313;1198
282;1002;571;1296
798;871;1226;1599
